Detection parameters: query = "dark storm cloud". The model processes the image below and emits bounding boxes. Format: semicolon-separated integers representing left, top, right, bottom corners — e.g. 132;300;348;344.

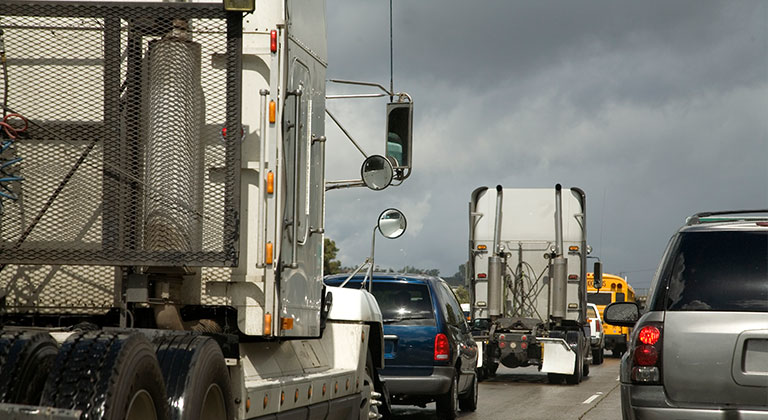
323;0;768;288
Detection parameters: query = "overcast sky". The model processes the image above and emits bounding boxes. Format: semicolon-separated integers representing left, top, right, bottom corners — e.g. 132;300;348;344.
321;0;768;290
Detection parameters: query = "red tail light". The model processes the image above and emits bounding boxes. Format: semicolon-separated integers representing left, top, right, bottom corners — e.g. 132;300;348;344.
595;320;601;332
630;322;663;384
638;326;660;345
434;333;450;361
634;345;658;366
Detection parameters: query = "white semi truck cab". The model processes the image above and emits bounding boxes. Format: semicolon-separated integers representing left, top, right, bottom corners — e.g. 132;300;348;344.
468;185;592;385
0;1;413;419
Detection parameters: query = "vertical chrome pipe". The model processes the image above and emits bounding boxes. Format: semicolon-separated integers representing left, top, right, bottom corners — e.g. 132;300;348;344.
551;183;567;321
290;86;303;269
492;185;503;255
554;183;563;257
256;89;269;267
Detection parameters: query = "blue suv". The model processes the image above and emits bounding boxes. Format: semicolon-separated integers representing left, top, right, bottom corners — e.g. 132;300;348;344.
324;273;478;419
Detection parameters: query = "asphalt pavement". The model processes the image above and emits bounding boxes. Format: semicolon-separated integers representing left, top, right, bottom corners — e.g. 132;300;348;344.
387;356;623;420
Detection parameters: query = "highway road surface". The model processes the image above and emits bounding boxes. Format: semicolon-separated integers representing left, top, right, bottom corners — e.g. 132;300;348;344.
387;357;623;420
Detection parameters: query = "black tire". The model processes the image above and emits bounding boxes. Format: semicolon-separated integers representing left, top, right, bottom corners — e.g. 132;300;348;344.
41;331;169;420
361;352;380;420
613;344;626;358
592;348;604;365
547;373;564;384
435;370;459;420
477;366;486;382
0;330;58;405
565;345;583;385
458;371;478;412
487;361;499;377
363;349;391;420
154;335;234;420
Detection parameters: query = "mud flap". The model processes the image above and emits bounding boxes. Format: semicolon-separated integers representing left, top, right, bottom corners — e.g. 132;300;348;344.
540;340;575;375
476;342;483;368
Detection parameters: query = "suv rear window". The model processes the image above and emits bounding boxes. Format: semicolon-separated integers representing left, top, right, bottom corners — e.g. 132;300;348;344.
663;231;768;312
587;307;598;318
371;283;436;326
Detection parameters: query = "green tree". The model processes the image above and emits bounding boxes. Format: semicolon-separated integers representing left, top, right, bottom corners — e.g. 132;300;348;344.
444;262;467;287
453;286;470;304
399;266;440;276
324;238;341;275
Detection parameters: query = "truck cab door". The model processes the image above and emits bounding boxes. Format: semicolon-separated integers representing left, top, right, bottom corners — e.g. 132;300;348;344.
278;57;324;337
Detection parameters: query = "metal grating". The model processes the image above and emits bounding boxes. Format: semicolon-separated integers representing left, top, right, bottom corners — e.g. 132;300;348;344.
0;1;242;268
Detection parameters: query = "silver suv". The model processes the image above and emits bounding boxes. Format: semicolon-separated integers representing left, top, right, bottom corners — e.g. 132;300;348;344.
605;210;768;419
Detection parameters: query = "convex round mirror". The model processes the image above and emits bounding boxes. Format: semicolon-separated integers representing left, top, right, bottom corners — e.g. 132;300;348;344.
361;155;394;191
377;208;407;239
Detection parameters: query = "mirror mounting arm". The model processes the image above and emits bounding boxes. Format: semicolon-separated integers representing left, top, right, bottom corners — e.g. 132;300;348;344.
325;109;368;158
325;179;365;191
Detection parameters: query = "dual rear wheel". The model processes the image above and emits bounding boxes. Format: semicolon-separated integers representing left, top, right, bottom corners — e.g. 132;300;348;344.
6;330;234;420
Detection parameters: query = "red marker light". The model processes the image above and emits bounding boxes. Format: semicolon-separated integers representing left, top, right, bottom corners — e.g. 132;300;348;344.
638;326;660;345
270;30;277;53
478;273;487;279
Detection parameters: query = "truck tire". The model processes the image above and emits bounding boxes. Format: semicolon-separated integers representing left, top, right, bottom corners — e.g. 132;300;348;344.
565;346;583;385
458;371;478;412
592;348;604;365
362;351;380;420
0;330;58;405
41;331;169;420
435;370;458;420
154;335;234;420
547;373;564;384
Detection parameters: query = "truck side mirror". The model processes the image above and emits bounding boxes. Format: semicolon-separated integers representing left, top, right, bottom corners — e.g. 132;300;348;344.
385;102;413;170
361;155;393;191
377;208;407;239
593;261;603;290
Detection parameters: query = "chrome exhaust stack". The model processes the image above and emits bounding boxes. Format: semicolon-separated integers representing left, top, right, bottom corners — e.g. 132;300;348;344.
488;185;504;320
550;184;568;322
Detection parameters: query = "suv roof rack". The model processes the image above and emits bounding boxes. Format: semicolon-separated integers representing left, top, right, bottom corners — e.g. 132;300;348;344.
686;209;768;225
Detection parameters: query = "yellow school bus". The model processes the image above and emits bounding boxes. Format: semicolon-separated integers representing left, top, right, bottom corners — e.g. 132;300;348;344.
586;272;635;356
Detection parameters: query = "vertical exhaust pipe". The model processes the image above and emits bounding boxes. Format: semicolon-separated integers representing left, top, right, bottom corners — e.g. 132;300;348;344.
492;185;503;255
550;184;568;322
488;185;504;319
554;184;563;257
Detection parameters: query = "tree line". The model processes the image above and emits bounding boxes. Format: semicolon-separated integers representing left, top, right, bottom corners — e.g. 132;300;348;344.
324;238;469;303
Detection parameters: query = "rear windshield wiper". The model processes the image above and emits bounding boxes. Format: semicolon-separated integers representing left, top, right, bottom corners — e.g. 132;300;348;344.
383;315;432;323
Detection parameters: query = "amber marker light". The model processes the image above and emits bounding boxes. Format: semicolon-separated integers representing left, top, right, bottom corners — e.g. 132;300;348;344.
269;100;276;123
281;317;294;330
264;313;272;335
267;171;274;194
265;242;273;265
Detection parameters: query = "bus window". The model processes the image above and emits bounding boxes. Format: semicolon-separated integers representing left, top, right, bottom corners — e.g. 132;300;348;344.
615;292;625;302
587;293;612;305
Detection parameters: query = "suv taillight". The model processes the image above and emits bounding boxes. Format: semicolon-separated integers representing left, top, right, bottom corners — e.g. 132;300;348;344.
630;323;663;384
595;319;602;333
434;333;450;361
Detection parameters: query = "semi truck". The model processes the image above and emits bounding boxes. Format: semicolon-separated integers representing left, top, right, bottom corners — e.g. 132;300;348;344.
467;185;592;384
0;1;413;419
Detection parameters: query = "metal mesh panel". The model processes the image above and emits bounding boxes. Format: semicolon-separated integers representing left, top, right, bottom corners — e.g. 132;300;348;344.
0;1;242;268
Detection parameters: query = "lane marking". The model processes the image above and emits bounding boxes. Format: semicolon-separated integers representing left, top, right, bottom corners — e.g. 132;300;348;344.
582;392;603;405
